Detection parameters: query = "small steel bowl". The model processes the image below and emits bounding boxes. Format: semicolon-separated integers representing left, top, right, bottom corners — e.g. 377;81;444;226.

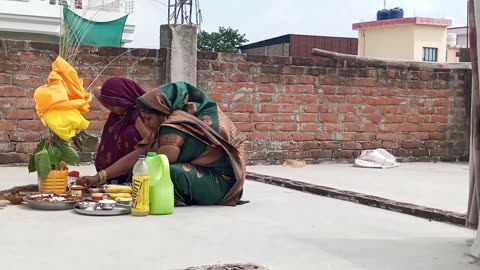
97;199;116;210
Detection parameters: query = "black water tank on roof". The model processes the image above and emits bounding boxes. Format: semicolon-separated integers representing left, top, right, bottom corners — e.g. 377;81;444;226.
376;9;390;20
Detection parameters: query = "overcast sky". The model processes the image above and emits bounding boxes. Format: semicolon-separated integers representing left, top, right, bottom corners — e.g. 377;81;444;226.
128;0;468;49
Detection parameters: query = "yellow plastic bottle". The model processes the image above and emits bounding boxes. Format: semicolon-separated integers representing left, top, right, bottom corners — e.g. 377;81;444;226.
131;154;150;216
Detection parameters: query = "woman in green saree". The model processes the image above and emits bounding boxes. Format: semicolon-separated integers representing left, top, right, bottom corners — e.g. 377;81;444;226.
77;81;246;206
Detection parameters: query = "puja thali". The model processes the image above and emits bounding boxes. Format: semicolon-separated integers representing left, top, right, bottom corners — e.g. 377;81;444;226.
23;193;81;211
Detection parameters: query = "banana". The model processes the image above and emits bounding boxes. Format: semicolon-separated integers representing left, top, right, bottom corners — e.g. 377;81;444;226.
105;185;132;194
108;193;132;199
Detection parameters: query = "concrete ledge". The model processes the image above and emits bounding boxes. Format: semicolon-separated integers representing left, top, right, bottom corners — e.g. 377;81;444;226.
246;172;469;228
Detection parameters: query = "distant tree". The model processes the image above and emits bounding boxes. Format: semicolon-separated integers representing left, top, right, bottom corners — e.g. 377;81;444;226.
197;27;248;53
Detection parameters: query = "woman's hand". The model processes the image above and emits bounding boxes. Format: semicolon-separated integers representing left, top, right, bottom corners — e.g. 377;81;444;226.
76;174;100;188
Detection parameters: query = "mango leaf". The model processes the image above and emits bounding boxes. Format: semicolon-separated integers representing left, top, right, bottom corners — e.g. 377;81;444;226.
47;143;62;167
35;149;51;180
57;142;80;165
27;139;47;173
28;154;36;173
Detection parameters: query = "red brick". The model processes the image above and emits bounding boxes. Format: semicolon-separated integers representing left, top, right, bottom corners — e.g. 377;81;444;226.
386;115;405;123
296;114;317;122
381;106;398;114
225;93;248;102
1;109;35;120
304;85;315;94
255;123;276;131
214;82;233;91
435;107;449;115
0;120;15;131
305;105;326;113
363;141;383;149
250;114;273;122
0;86;26;97
346;115;363;122
260;104;281;113
319;86;336;95
385;97;405;105
282;105;302;112
235;103;256;112
380;124;399;132
272;133;292;141
433;98;449;107
337;105;358;113
347;96;367;104
279;123;298;132
321;76;340;85
430;133;447;140
346;124;360;131
437;90;456;98
360;124;379;132
253;75;274;83
360;89;377;96
398;107;416;114
277;75;297;84
229;114;250;122
356;132;376;140
233;82;256;91
18;52;51;62
320;114;338;122
275;94;296;103
213;72;225;81
83;111;97;121
454;98;464;107
258;84;276;92
286;85;304;93
430;115;448;123
247;133;270;140
367;115;385;123
326;96;346;103
272;114;293;122
418;124;437;132
299;76;316;84
417;107;435;114
297;95;317;103
235;123;254;132
383;141;400;149
399;89;416;96
406;116;425;123
17;120;45;131
283;66;305;75
0;142;15;152
414;132;430;140
399;124;418;132
208;92;223;102
292;133;315;141
324;123;344;131
229;74;250;82
0;73;11;84
376;133;396;140
11;75;44;86
88;121;105;131
418;90;437;97
337;87;357;95
302;124;322;132
379;89;396;96
359;106;376;114
342;142;362;150
315;133;332;140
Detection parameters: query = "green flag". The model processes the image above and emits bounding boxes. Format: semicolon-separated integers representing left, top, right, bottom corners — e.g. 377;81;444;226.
63;7;128;47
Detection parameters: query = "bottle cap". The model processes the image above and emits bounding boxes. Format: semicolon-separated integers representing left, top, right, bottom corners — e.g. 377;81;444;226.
146;152;157;157
139;154;145;159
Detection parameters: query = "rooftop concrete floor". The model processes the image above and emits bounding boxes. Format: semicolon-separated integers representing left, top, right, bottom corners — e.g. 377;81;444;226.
248;162;469;213
0;164;478;270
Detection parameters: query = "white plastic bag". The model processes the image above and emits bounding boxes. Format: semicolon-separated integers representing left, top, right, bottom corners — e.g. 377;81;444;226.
354;148;399;169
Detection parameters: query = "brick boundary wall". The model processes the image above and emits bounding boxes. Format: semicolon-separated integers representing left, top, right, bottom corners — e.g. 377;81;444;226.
196;51;470;165
0;40;471;165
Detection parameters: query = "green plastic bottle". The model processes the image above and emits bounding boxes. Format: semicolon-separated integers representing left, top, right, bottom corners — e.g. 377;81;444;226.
146;153;174;215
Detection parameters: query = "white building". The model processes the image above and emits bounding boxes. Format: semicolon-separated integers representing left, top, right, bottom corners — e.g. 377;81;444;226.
446;26;468;63
0;0;135;46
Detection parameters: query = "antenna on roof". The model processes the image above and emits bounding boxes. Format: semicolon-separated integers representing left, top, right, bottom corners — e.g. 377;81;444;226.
384;0;387;9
